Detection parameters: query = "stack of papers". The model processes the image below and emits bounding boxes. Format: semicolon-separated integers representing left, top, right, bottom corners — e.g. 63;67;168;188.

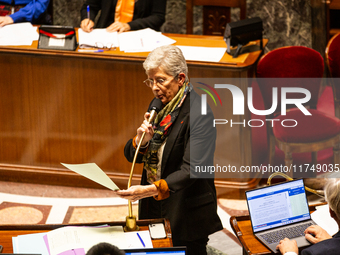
0;22;39;46
13;225;153;255
118;28;176;53
78;28;175;53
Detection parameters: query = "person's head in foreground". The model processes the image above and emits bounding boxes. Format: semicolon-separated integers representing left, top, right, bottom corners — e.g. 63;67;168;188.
86;242;125;255
325;178;340;223
143;45;189;106
277;178;340;255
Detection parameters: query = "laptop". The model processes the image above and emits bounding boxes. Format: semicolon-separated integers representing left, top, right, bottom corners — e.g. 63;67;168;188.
245;179;315;253
123;247;186;255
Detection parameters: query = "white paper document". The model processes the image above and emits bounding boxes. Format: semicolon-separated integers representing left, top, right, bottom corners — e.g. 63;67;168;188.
311;204;338;236
177;45;227;62
124;230;153;249
0;22;39;46
78;28;119;48
118;28;176;52
46;226;127;255
61;162;119;191
12;232;49;255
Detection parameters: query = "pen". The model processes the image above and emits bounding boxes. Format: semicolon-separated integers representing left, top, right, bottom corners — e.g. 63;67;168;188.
87;5;90;20
78;49;104;53
136;232;145;247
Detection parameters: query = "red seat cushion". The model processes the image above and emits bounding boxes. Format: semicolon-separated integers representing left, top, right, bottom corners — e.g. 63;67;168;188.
273;108;340;143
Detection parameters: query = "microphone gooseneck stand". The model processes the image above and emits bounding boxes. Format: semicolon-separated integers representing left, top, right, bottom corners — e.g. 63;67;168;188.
124;99;162;232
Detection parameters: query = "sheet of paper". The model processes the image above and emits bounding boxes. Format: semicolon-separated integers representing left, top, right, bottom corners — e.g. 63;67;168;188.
118;28;176;52
0;22;38;46
45;226;127;255
78;28;119;48
177;45;227;62
61;163;119;191
311;204;338;236
12;232;49;255
124;230;153;249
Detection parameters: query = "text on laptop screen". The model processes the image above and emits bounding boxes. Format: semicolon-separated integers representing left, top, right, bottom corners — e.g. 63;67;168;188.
246;179;310;233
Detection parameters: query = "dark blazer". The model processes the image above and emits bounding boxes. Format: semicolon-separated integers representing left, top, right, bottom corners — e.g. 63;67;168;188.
80;0;166;31
124;89;223;243
301;231;340;255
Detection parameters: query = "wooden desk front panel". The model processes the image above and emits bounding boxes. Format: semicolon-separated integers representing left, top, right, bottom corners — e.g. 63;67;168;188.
0;53;150;181
0;39;261;191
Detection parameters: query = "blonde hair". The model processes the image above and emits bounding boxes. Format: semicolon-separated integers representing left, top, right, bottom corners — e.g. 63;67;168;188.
325;178;340;219
143;45;189;82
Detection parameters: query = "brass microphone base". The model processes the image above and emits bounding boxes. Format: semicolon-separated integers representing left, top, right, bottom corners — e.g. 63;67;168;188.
124;215;140;232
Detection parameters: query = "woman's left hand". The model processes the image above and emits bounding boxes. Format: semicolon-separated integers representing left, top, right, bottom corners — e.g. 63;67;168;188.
117;185;158;202
106;21;131;33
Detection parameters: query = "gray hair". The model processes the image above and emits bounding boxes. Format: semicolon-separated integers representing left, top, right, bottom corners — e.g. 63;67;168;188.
143;45;189;82
325;178;340;219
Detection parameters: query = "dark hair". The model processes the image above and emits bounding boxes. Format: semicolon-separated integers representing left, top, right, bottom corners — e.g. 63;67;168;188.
86;243;125;255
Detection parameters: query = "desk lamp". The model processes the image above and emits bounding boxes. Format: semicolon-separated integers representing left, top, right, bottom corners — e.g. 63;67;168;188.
124;98;163;232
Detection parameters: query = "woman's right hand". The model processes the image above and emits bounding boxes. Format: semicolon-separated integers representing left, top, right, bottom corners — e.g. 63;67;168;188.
135;112;154;146
80;19;94;32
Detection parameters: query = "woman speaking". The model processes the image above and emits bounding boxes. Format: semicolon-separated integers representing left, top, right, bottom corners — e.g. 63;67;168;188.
117;45;222;255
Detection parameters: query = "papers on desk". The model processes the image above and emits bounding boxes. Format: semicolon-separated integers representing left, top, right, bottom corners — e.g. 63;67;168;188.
118;28;176;52
177;45;227;62
311;204;338;236
0;22;39;46
78;29;119;49
78;28;175;53
13;225;153;255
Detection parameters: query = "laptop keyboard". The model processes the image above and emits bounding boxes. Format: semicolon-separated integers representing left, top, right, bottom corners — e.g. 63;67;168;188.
259;222;313;244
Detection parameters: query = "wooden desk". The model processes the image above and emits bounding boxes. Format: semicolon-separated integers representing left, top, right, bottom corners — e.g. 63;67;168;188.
0;218;172;253
230;204;325;255
0;32;267;197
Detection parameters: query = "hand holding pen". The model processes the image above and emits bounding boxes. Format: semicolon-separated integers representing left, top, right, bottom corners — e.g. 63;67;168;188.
80;5;94;32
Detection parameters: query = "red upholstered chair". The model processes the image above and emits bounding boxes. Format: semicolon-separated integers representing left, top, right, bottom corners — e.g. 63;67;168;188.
256;46;340;173
326;32;340;118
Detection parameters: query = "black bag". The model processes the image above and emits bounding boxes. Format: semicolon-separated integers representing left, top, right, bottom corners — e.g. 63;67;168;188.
38;25;77;51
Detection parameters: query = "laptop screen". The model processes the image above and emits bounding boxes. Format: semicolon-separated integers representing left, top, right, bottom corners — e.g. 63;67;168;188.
246;179;311;233
123;247;186;255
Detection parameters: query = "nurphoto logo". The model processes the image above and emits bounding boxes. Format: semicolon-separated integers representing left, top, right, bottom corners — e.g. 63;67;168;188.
198;83;312;128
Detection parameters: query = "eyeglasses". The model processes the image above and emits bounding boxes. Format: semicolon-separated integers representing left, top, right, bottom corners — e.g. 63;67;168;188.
95;42;116;50
143;76;176;88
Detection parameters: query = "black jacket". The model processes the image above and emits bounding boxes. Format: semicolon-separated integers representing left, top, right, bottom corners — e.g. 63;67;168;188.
301;230;340;255
124;90;223;242
80;0;166;31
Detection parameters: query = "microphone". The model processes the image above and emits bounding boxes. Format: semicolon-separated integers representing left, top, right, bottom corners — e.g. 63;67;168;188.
138;98;162;146
146;98;163;124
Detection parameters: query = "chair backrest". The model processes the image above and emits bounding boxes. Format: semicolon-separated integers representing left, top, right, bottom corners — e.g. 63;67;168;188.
326;32;340;78
256;46;324;116
186;0;246;35
326;32;340;117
